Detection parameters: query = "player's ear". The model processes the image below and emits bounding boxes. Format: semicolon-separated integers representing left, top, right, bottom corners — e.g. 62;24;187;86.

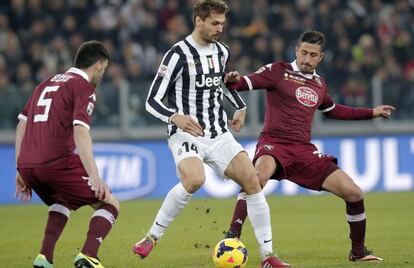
95;60;104;71
195;16;203;27
319;52;325;62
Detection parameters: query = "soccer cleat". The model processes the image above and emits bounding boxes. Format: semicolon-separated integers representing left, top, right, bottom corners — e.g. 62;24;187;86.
349;247;384;262
33;254;53;268
223;230;240;239
73;252;104;268
133;235;157;258
261;254;291;268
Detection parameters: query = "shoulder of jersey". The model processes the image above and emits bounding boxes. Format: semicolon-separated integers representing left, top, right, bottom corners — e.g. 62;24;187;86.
216;41;229;49
67;74;94;91
277;61;290;69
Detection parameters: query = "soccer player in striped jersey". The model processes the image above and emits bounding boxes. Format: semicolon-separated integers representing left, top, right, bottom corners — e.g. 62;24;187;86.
224;30;394;263
133;1;290;267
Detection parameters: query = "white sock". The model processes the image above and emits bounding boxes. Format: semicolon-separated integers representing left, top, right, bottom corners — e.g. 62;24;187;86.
149;183;192;239
246;191;273;258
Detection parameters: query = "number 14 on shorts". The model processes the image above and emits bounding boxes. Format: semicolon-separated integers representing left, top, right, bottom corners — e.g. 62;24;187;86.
178;142;198;155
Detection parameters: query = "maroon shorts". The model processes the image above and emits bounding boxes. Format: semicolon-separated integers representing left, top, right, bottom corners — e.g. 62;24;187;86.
253;134;339;191
18;156;100;210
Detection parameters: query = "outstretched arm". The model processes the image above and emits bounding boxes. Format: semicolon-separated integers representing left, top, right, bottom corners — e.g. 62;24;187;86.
225;63;277;92
373;105;395;119
324;104;395;120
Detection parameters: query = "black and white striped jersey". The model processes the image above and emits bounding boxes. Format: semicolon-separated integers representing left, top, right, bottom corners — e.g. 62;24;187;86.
146;35;246;139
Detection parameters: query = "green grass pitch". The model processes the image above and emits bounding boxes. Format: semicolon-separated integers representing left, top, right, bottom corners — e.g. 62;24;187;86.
0;192;412;267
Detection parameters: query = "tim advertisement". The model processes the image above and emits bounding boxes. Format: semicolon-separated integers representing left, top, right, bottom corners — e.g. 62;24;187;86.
1;135;413;203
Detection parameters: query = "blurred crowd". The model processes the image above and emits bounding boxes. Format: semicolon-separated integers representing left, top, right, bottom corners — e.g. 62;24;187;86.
0;0;413;129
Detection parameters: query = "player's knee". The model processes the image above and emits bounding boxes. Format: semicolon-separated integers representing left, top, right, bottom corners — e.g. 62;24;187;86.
256;171;270;188
241;172;262;194
112;197;120;212
106;194;120;212
182;176;205;193
345;186;363;202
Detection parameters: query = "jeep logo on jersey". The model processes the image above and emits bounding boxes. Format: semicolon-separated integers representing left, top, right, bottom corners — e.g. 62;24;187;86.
295;86;318;107
93;143;156;200
195;73;221;89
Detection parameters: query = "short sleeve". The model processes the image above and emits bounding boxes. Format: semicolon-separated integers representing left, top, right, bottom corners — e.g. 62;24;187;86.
73;85;96;130
18;94;35;121
318;88;336;112
244;62;281;90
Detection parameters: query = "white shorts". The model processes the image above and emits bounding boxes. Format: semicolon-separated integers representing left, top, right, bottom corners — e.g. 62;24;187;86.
168;131;244;178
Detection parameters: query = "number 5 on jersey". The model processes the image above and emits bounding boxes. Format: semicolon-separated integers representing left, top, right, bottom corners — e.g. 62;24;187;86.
34;85;60;122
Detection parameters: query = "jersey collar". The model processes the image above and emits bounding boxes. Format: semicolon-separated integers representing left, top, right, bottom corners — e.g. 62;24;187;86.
66;67;90;82
290;60;320;79
186;35;215;52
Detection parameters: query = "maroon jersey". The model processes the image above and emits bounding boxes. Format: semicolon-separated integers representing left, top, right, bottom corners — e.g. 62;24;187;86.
18;68;96;168
228;61;372;143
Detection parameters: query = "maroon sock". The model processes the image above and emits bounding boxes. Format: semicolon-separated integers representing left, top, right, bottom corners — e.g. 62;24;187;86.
346;199;366;256
228;193;247;236
40;210;69;263
82;204;118;258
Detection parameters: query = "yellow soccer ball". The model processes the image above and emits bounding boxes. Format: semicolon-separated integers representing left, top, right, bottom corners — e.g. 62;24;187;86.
212;238;248;268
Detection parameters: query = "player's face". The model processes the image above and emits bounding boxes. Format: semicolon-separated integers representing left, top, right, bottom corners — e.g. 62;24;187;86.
91;59;109;87
197;12;226;43
295;42;324;74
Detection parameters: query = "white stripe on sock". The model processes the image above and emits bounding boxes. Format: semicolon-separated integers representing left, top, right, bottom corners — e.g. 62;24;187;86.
346;212;366;222
49;204;70;217
92;209;116;226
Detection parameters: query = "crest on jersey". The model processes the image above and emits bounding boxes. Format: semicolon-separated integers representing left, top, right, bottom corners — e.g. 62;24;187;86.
86;102;95;115
264;144;274;151
157;65;168;77
295;86;318;107
189;60;196;69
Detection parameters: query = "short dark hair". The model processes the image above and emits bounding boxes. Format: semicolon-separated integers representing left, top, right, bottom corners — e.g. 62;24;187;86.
74;40;110;69
299;30;326;51
193;0;229;23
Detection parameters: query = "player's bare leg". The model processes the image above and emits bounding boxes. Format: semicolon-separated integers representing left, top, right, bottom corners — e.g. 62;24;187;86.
226;155;277;239
133;157;204;258
322;169;383;261
225;152;290;267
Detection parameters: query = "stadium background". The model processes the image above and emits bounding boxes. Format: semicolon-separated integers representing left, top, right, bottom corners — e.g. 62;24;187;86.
0;0;413;203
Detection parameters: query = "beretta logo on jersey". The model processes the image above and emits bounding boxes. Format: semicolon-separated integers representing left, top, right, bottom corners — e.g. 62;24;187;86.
295;86;318;107
93;143;156;200
195;73;221;89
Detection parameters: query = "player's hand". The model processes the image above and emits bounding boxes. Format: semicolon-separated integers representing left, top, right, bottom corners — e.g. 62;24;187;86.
373;105;395;119
224;71;241;83
90;176;111;201
228;109;246;132
171;114;204;137
15;173;32;203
